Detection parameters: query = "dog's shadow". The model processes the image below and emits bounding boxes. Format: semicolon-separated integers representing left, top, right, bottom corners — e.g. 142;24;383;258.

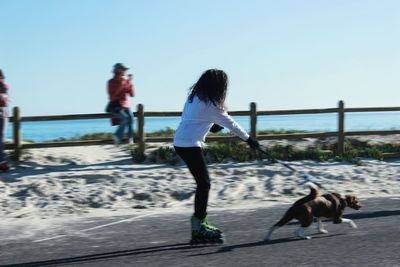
266;232;345;245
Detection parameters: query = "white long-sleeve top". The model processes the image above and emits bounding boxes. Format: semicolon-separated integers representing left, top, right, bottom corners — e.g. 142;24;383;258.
173;96;250;147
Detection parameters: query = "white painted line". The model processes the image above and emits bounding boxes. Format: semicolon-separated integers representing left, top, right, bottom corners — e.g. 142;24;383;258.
33;234;67;243
80;212;157;232
33;212;158;243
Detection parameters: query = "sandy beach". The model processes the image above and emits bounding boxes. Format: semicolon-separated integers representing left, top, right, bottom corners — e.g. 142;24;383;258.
0;139;399;223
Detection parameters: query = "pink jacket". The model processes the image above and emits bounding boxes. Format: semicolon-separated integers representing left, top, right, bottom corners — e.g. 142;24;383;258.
107;78;135;108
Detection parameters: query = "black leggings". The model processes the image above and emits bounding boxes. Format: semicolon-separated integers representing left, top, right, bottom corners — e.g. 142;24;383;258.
174;146;210;219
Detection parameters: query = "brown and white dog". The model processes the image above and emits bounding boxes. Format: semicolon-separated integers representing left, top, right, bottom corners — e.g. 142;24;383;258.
265;183;362;241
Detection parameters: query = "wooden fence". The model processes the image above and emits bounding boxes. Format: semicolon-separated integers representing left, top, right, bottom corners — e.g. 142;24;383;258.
6;100;400;161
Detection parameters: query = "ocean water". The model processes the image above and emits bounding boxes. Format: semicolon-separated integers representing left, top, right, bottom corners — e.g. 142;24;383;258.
4;112;400;142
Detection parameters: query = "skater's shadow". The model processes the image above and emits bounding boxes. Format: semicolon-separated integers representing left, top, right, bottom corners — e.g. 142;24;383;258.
187;239;296;256
189;233;344;256
1;242;203;267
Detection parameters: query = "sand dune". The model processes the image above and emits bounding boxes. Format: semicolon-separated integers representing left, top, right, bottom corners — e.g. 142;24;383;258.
0;144;399;220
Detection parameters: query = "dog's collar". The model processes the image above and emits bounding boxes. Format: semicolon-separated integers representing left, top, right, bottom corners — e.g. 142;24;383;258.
332;193;347;209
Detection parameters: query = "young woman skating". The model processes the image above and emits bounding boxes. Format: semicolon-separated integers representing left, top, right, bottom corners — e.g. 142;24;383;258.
173;69;259;244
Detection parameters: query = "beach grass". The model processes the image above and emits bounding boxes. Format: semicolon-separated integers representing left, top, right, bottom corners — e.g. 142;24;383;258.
25;128;400;165
143;135;400;165
144;140;400;165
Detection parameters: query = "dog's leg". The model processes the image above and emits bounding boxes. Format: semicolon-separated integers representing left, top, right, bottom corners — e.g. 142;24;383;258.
342;218;357;228
264;226;278;241
317;218;328;234
295;227;311;240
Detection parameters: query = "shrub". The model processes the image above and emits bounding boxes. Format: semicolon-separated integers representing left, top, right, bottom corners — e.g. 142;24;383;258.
148;146;180;165
203;141;262;163
131;146;146;163
145;127;175;137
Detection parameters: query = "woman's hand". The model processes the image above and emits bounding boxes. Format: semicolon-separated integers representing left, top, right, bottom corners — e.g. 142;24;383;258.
210;124;224;133
246;136;260;150
0;94;7;107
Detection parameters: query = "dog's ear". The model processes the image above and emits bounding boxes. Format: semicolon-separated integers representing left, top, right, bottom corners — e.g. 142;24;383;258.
345;195;362;210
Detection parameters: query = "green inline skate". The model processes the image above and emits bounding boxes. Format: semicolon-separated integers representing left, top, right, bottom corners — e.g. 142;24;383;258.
190;215;224;245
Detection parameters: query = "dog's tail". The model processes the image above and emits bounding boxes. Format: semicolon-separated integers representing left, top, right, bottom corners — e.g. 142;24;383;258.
273;183;320;227
293;182;320;207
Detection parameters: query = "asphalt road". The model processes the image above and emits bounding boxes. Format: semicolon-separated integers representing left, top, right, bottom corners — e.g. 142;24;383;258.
0;197;399;267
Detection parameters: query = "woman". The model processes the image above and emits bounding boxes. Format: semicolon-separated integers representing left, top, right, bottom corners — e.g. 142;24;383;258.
173;69;259;244
0;69;10;172
107;63;135;144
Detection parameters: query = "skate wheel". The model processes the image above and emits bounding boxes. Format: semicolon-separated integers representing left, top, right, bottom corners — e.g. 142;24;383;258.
190;239;202;246
190;238;224;245
215;238;224;244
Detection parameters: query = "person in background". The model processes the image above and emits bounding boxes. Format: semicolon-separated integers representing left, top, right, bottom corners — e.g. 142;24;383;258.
0;69;10;172
173;69;260;244
106;63;135;144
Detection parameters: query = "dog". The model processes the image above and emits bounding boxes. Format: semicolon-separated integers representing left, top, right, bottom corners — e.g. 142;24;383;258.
265;183;361;241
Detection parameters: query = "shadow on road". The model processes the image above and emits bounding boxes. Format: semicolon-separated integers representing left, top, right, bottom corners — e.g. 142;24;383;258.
346;210;400;219
282;209;400;226
0;242;201;267
189;233;344;257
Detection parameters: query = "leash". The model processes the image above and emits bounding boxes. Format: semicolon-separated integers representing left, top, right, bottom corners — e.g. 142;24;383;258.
255;146;325;189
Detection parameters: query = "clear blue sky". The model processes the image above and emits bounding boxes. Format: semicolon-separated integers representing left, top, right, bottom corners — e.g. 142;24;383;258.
1;0;399;116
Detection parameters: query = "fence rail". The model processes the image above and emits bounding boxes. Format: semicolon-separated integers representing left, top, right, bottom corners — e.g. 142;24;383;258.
5;100;400;161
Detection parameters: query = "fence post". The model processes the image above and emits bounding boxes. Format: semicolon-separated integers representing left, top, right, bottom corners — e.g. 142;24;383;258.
12;106;21;162
250;102;257;139
338;100;345;156
136;104;145;158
